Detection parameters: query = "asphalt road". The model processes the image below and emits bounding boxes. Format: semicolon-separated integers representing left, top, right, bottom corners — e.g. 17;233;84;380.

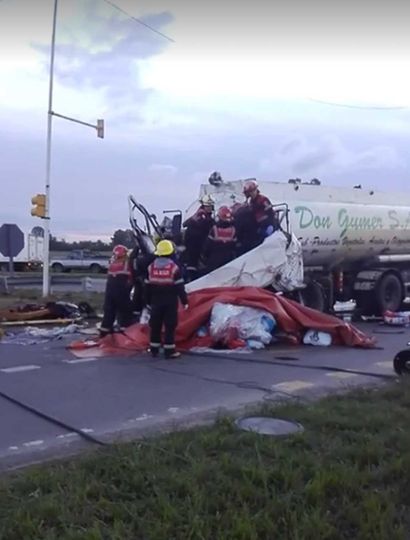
0;322;405;470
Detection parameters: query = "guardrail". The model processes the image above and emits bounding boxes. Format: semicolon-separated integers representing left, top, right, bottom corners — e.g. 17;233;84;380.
0;275;107;293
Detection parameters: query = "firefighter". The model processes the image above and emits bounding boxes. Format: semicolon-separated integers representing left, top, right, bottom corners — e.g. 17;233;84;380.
243;180;279;242
100;245;134;337
231;202;259;256
203;206;237;272
128;245;155;318
145;239;188;359
182;194;215;279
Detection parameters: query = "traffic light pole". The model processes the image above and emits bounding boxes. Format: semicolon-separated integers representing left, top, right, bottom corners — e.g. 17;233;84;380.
41;0;104;297
42;0;58;297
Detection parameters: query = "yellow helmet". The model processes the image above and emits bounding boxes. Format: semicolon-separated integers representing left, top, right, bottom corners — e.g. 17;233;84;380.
155;239;175;257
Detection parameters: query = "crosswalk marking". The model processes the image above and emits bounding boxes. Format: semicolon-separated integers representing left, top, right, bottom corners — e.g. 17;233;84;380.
326;371;358;379
63;357;98;364
272;380;315;392
375;361;393;369
1;365;41;374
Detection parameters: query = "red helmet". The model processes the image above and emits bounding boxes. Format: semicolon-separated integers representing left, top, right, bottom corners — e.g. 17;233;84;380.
243;180;259;197
112;244;128;259
217;205;233;222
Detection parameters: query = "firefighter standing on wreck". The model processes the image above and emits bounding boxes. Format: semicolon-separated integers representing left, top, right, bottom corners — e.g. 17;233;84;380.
203;205;237;272
243;180;279;242
145;240;188;359
182;194;215;279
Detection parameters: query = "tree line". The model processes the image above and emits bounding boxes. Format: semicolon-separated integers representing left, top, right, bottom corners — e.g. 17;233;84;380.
50;229;135;251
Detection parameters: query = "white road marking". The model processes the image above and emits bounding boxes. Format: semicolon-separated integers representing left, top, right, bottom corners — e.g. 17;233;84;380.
375;361;393;370
1;365;41;374
326;372;358;379
168;407;179;414
272;380;315;393
57;433;77;440
125;414;153;423
23;440;44;448
81;428;94;433
63;357;98;364
8;446;19;451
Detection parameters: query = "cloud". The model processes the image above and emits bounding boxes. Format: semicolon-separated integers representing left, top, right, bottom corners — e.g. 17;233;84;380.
259;134;406;181
148;164;178;176
33;0;173;120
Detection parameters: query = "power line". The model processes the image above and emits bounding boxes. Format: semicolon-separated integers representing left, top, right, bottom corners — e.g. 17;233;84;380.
308;98;409;111
101;0;175;43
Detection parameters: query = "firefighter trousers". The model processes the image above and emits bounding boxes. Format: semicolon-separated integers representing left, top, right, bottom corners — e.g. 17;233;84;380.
149;300;178;357
101;276;133;334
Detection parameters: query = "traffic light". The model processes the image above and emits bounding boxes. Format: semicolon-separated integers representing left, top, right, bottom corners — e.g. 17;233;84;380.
97;119;104;139
31;194;46;218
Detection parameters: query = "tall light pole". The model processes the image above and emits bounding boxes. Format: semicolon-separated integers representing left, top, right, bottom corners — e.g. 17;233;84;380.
43;0;58;297
41;0;104;297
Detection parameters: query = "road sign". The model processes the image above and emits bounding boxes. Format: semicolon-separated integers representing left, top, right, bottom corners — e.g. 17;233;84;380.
0;223;24;258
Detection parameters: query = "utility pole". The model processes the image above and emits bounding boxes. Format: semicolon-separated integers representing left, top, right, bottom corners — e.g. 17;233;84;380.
41;0;104;297
43;0;58;297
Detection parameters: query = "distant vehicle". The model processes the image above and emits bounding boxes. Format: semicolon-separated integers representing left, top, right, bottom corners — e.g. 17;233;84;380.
0;232;43;272
50;249;109;274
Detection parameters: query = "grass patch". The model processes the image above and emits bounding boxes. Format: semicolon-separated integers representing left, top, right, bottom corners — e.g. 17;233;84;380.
1;382;410;539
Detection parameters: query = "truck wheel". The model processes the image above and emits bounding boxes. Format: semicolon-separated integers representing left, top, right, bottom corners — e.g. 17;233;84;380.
301;281;327;312
52;263;64;273
375;273;403;314
89;264;102;274
393;350;410;375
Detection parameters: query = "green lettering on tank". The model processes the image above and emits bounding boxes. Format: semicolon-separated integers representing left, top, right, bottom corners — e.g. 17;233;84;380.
294;206;332;230
338;208;383;237
294;205;387;237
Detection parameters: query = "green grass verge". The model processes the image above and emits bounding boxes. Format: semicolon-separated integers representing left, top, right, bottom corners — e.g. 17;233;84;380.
1;382;410;539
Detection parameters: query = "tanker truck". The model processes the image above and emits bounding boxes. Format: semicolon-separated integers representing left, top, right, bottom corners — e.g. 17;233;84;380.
128;178;410;315
194;178;410;315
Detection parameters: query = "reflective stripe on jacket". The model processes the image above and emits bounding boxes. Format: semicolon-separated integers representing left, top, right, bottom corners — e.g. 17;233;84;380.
209;225;236;243
108;258;131;277
147;258;181;286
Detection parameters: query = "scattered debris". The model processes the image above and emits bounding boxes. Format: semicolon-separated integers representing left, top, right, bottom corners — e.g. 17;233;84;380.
0;324;84;345
334;300;356;322
69;287;376;358
383;310;410;327
0;301;97;328
209;303;276;349
303;330;332;347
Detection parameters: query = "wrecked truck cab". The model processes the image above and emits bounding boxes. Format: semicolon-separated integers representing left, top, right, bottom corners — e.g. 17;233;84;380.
128;190;305;298
180;180;304;294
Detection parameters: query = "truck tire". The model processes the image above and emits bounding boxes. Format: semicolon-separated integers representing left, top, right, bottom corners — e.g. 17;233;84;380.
52;263;65;273
393;349;410;375
301;280;327;312
89;263;102;274
375;273;403;314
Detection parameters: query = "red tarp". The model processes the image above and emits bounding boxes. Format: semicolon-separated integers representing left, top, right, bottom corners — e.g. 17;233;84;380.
68;287;375;357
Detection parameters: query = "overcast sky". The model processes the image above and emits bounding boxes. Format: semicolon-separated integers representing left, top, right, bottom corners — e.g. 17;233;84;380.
1;0;410;240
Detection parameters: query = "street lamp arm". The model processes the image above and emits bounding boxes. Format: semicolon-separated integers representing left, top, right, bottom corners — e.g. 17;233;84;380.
51;111;98;130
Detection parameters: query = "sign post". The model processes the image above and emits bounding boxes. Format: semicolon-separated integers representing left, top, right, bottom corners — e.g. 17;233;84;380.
0;224;25;276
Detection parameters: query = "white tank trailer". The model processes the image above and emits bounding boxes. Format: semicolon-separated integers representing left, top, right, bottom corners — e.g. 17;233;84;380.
199;179;410;314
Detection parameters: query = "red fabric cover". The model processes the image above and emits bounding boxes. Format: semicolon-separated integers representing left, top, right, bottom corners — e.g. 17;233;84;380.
68;287;375;357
